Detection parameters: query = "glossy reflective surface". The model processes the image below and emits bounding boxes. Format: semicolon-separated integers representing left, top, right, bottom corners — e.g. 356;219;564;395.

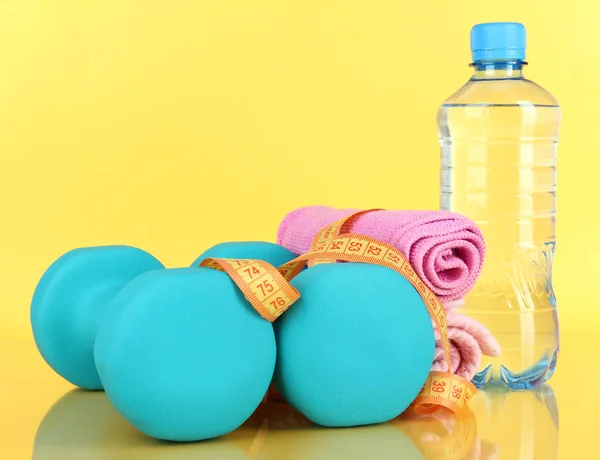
1;335;596;459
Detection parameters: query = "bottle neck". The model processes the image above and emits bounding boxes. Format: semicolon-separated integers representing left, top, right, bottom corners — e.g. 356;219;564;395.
470;60;526;81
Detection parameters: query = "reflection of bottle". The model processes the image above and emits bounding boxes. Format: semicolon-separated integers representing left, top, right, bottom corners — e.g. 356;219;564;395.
468;383;559;460
33;390;255;460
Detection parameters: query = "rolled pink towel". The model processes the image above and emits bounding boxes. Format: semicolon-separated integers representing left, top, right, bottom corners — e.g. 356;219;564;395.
432;310;501;381
277;206;486;304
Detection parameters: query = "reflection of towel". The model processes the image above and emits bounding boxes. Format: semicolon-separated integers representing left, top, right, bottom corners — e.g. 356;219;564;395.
432;310;501;381
277;206;486;304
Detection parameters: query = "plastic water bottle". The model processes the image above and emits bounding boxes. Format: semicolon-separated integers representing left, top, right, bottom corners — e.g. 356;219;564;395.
438;22;560;389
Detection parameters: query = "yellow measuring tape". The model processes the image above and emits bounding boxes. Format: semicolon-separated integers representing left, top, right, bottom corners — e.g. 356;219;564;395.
200;209;477;414
199;257;301;322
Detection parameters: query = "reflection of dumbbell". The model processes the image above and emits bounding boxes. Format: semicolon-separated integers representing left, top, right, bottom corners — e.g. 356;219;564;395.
256;417;424;460
33;389;257;460
31;242;296;391
31;241;296;442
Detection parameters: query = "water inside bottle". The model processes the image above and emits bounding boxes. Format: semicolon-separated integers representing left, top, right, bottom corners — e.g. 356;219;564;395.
439;102;560;389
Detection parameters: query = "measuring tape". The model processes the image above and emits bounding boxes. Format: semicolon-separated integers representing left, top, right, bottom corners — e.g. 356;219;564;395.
199;257;301;322
200;209;477;414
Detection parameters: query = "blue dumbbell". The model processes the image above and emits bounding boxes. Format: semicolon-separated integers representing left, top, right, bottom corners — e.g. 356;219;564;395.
32;241;296;442
273;262;436;428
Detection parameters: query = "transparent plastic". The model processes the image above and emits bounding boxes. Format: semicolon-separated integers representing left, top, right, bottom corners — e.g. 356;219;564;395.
438;61;560;389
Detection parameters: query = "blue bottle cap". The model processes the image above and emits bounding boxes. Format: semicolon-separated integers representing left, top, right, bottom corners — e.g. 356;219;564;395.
470;22;526;62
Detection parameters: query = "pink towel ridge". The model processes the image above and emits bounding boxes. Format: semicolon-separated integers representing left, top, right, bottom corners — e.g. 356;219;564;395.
432;309;501;381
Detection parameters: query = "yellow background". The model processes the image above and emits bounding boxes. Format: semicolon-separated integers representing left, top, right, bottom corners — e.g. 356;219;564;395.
0;2;599;458
1;0;598;340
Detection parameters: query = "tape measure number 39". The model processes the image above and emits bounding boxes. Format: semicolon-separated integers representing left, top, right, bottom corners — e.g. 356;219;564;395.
200;209;477;415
